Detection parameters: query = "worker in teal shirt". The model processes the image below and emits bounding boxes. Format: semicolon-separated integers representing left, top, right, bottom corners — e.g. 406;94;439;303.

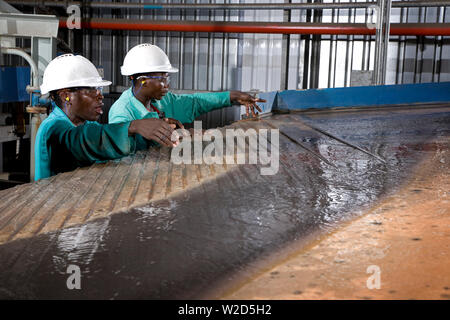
109;43;265;149
35;54;181;180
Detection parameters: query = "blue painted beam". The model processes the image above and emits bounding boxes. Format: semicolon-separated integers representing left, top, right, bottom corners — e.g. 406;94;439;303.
256;91;278;114
257;82;450;112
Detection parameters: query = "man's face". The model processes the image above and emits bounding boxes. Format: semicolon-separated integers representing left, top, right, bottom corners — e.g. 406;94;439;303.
65;87;104;124
141;72;170;100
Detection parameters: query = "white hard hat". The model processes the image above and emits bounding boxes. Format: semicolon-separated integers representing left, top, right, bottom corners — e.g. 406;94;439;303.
40;54;112;95
120;43;179;76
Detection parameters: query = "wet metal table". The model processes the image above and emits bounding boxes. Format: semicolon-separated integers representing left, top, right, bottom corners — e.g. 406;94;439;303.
0;105;448;299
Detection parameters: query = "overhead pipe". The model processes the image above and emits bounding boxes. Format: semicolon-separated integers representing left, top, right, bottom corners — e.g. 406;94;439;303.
1;47;39;91
391;24;450;36
7;0;450;10
58;19;450;36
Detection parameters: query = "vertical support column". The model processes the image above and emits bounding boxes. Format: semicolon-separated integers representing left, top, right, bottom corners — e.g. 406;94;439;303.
32;37;56;88
310;0;322;89
373;0;384;85
280;0;292;90
302;0;322;90
373;0;392;85
29;112;45;181
29;37;55;181
381;0;392;84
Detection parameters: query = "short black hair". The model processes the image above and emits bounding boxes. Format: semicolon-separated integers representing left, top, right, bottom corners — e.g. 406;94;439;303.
130;73;150;87
49;88;85;108
130;72;152;80
49;90;64;108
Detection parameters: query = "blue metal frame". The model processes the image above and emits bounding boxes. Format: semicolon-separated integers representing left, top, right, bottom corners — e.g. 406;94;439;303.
0;66;30;103
257;82;450;113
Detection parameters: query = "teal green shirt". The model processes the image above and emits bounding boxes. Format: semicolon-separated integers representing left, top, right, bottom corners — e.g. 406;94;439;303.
109;88;231;151
109;88;231;124
35;106;136;181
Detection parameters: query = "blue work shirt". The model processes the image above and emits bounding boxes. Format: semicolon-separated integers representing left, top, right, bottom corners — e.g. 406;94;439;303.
35;106;136;181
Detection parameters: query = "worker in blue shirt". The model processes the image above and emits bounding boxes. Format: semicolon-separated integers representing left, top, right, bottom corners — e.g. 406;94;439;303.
109;43;265;149
35;54;182;180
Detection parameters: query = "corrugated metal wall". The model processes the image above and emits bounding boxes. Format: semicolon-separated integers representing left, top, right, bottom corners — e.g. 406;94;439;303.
72;0;450;126
319;0;450;87
388;4;450;84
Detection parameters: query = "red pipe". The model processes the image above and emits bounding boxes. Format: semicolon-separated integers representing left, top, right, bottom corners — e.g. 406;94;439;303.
390;24;450;36
59;19;450;36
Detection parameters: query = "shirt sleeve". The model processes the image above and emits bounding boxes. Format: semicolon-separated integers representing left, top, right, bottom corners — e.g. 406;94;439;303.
50;120;136;163
134;112;161;151
109;104;135;124
160;91;231;123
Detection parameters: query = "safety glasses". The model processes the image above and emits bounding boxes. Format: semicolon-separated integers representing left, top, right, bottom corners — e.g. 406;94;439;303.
69;87;103;96
136;75;171;84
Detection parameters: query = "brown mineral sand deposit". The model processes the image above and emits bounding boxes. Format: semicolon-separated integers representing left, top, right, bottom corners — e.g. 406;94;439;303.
221;142;450;300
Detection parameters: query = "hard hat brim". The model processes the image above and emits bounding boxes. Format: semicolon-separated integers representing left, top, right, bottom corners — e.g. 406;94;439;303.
121;65;179;76
40;79;112;95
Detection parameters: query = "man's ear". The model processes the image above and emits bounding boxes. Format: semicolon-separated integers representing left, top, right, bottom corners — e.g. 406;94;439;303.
58;90;71;103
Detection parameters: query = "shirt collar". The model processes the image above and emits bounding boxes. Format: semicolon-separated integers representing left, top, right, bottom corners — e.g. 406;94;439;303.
50;102;97;127
127;87;147;111
50;104;75;127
